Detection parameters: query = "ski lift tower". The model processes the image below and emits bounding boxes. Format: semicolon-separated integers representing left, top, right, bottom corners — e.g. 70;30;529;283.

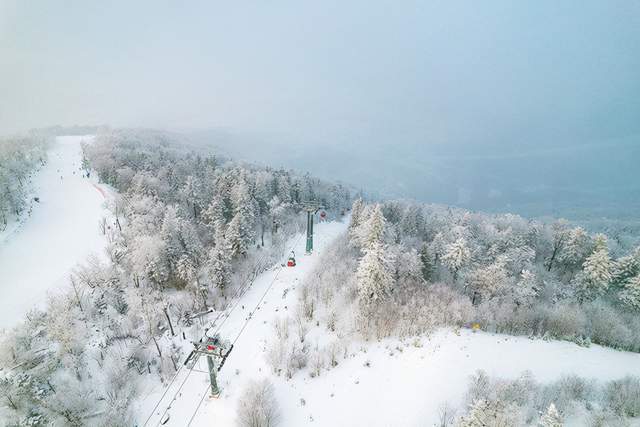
303;201;322;254
194;335;232;397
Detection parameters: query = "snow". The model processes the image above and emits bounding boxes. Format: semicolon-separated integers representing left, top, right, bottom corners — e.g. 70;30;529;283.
136;219;348;426
137;218;640;427
268;330;640;427
0;135;111;329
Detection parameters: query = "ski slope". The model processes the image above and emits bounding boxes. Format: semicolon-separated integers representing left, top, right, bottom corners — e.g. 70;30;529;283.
137;219;348;426
138;216;640;427
0;135;111;329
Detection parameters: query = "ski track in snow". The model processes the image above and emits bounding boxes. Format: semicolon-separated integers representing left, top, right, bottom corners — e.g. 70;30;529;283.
0;135;110;329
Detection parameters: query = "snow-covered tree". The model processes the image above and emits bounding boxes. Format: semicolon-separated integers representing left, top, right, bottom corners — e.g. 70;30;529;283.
442;237;470;280
619;275;640;310
356;241;393;310
513;269;538;307
358;204;386;249
349;198;365;235
546;220;570;272
457;399;516;427
236;379;281;427
207;242;230;295
419;243;434;282
203;192;226;233
575;237;613;300
179;175;202;219
227;179;257;256
557;227;591;272
539;403;562;427
399;204;424;237
355;204;393;312
395;247;423;285
612;248;640;288
467;261;509;304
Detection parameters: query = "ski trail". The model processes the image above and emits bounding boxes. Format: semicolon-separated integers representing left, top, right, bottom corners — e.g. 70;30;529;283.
139;220;348;426
0;135;110;329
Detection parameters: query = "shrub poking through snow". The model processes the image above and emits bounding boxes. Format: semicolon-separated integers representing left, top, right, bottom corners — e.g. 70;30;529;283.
236;379;281;427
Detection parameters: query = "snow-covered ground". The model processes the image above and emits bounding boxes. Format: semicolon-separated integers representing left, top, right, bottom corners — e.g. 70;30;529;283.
137;218;640;427
137;219;348;426
0;135;111;329
267;329;640;427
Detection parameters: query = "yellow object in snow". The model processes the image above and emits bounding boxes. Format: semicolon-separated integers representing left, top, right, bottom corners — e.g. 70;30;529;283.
471;323;481;331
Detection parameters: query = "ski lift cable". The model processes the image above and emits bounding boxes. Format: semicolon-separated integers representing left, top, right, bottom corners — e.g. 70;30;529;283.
144;230;288;427
149;228;306;427
186;383;210;427
145;248;281;427
186;232;305;426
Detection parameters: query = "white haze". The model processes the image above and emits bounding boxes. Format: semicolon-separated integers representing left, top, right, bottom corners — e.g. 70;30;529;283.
1;0;639;218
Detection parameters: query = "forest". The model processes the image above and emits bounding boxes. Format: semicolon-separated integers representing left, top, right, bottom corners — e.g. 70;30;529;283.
2;130;640;426
0;129;352;426
298;198;640;349
253;199;640;425
0;135;48;231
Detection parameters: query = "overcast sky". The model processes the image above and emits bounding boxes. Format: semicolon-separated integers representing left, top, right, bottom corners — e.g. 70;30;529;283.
1;1;639;215
1;1;638;142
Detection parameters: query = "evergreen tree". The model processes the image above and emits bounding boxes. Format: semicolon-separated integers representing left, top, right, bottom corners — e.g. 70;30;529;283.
619;275;640;310
557;227;591;272
576;238;613;299
203;193;226;232
226;214;246;258
227;179;257;256
359;204;386;248
356;241;393;309
612;248;640;288
419;243;434;282
179;175;201;219
349;198;365;234
355;204;392;313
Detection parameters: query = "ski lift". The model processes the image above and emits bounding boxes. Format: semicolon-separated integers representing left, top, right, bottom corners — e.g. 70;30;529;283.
287;251;296;267
319;210;327;221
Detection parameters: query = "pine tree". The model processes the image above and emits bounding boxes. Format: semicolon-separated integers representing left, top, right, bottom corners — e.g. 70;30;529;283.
557;227;591;272
539;403;562;427
356;241;393;308
227;179;257;256
276;172;292;204
226;214;246;257
180;175;201;219
355;204;392;312
619;275;640;310
419;243;433;282
349;198;365;233
612;248;640;288
577;239;613;299
359;204;386;249
203;193;226;232
442;237;470;280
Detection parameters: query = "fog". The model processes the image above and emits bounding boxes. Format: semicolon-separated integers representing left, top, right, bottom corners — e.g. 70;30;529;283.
2;0;639;219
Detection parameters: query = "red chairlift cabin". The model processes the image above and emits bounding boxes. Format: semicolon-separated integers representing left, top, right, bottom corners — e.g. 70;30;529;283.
319;210;327;221
287;251;296;267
